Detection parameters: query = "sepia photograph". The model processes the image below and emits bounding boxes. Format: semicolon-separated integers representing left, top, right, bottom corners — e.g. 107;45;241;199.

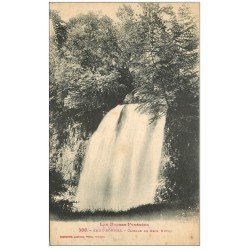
49;2;200;245
2;0;250;250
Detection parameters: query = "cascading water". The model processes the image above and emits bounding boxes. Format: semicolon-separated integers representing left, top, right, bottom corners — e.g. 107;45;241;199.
75;104;165;212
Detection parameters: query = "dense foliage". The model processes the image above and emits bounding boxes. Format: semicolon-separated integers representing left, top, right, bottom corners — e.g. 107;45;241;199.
49;3;199;210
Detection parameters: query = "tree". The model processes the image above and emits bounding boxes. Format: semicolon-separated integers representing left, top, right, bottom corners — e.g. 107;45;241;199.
117;3;199;204
49;12;135;204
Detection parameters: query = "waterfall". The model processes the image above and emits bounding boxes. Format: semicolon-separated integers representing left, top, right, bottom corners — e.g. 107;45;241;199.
75;104;166;212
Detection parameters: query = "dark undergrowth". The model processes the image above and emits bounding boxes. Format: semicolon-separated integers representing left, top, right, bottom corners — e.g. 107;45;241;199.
50;197;199;221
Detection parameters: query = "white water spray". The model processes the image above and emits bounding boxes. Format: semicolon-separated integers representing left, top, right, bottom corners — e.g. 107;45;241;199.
76;104;165;211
